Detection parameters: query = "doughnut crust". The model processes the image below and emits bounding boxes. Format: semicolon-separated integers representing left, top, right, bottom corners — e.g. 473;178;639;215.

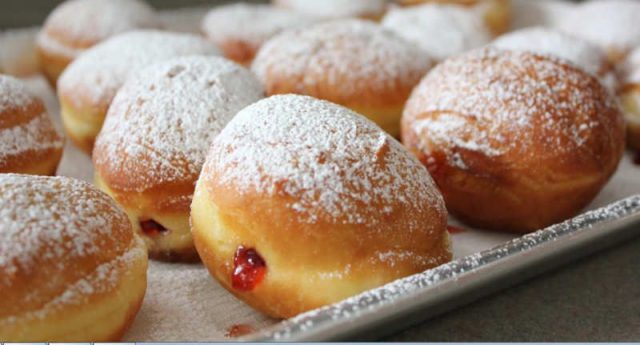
0;75;64;175
191;95;451;318
201;4;316;66
93;56;264;261
252;19;432;137
57;30;220;154
0;174;148;341
402;48;625;233
36;0;159;85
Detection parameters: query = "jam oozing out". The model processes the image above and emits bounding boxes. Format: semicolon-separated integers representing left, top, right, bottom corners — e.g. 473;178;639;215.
225;324;254;338
634;151;640;165
232;246;266;291
139;219;168;237
447;225;466;234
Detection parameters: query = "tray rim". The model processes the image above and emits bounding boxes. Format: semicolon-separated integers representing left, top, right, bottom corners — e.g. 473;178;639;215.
246;195;640;341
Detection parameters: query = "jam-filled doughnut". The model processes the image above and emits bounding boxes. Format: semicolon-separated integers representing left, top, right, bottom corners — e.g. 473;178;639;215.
191;94;452;318
93;56;263;261
402;48;625;233
618;47;640;151
558;0;640;63
36;0;159;85
252;19;432;137
272;0;388;20
0;75;64;175
394;0;511;35
382;3;491;62
492;27;617;90
0;174;148;341
57;30;220;154
201;3;316;66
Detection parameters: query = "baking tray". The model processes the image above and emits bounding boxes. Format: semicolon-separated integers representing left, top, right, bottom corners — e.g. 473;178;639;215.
15;70;640;342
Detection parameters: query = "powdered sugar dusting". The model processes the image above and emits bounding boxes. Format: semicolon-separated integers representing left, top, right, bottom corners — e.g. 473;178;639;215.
0;174;130;279
204;94;444;224
0;74;33;112
404;48;620;164
557;0;640;57
37;0;159;59
382;3;491;61
202;3;317;52
274;0;387;19
94;56;263;191
252;19;432;100
57;30;220;111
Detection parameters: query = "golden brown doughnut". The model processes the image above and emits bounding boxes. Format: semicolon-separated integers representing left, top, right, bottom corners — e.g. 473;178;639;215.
0;174;148;341
252;19;432;137
57;30;220;154
393;0;511;35
558;0;640;64
93;56;264;262
401;48;625;233
272;0;389;20
36;0;159;85
382;3;491;62
0;75;64;175
201;3;317;66
191;94;451;318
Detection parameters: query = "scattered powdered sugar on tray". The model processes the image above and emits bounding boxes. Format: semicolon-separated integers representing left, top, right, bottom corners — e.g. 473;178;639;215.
57;30;220;112
94;56;263;191
204;94;444;224
557;0;640;56
37;0;159;59
274;0;387;19
202;3;317;52
382;3;491;62
251;19;432;100
405;47;621;163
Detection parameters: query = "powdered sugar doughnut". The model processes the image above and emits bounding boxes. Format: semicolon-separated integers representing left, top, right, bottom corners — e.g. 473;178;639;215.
0;75;64;175
36;0;159;85
402;48;625;233
93;56;264;261
558;0;640;63
273;0;388;20
57;30;220;154
382;3;491;62
191;94;451;318
0;174;148;341
0;27;41;77
202;3;317;66
492;27;617;90
252;19;432;137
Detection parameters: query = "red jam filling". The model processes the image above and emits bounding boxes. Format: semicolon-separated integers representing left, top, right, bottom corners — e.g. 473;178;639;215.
447;225;466;234
139;219;168;237
225;324;254;338
232;246;266;291
634;151;640;165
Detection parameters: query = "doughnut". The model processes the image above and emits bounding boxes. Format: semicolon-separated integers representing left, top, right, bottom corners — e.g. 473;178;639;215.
393;0;511;35
202;3;317;66
272;0;388;20
492;27;617;91
57;30;220;154
382;3;491;62
511;0;575;30
191;94;451;318
558;0;640;63
401;48;625;233
252;19;432;137
618;47;640;151
0;75;64;175
0;27;41;77
0;174;148;341
93;56;264;261
36;0;159;86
